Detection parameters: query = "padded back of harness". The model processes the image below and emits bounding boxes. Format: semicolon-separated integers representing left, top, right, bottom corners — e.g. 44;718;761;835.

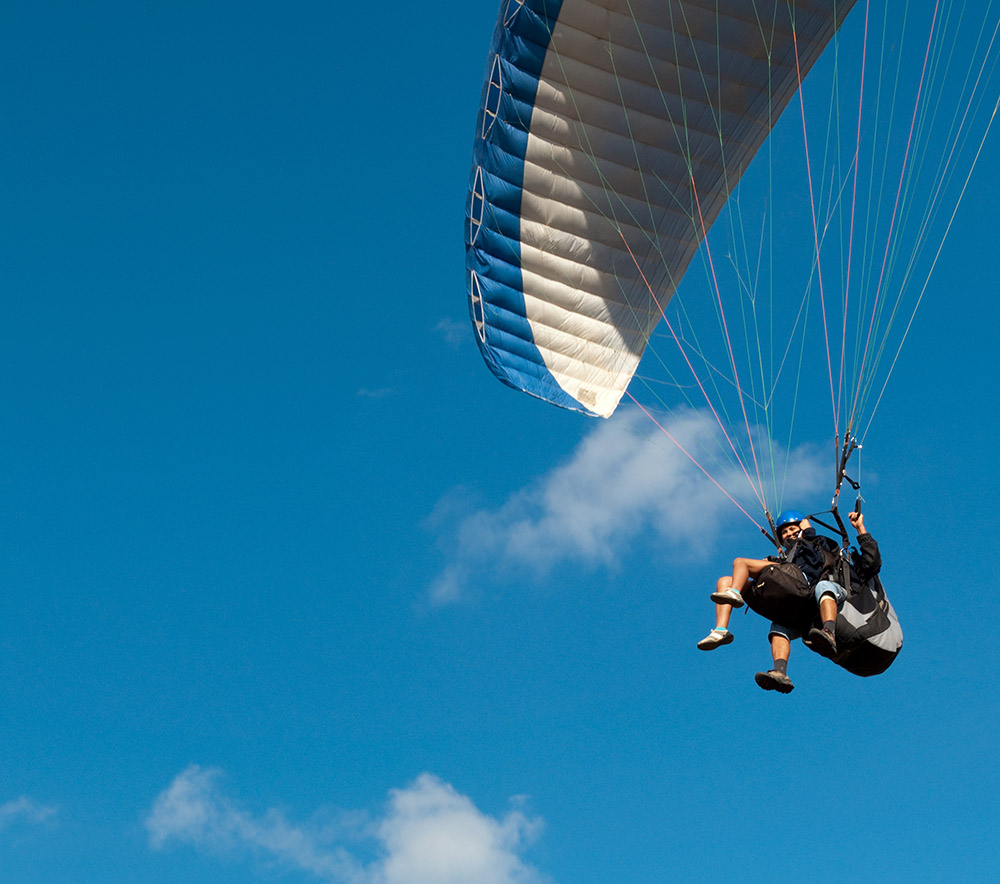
832;577;903;677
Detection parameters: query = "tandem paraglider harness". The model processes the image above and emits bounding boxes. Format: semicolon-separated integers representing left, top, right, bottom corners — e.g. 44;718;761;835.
743;433;903;677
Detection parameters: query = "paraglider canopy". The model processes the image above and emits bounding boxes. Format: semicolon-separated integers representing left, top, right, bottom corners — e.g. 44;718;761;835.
466;0;857;419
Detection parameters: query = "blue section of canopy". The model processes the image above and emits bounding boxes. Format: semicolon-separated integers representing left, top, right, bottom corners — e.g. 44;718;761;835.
465;0;590;414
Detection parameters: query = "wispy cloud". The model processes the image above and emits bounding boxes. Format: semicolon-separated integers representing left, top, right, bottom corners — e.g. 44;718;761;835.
427;408;825;603
0;797;58;830
436;317;468;348
357;387;397;400
146;767;547;884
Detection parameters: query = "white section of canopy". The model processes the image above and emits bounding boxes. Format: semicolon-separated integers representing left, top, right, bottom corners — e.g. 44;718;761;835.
519;0;855;417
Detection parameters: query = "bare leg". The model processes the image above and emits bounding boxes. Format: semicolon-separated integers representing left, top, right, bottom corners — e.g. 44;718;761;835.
729;557;771;594
770;634;790;666
698;577;738;649
818;594;837;623
714;576;734;628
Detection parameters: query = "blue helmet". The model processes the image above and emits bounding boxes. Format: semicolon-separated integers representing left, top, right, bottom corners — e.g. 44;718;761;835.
775;510;806;532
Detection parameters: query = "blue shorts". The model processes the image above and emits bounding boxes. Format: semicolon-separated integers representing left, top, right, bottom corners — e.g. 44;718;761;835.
768;580;847;641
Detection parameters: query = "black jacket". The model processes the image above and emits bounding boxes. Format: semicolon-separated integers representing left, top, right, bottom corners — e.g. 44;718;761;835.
849;533;881;585
785;528;842;586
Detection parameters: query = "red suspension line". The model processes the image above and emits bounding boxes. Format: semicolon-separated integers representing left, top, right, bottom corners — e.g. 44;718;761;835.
619;232;767;511
689;174;768;508
626;391;766;531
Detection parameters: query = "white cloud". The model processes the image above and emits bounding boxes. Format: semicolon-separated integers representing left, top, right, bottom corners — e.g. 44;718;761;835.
146;767;547;884
0;797;58;830
428;408;825;603
377;774;544;884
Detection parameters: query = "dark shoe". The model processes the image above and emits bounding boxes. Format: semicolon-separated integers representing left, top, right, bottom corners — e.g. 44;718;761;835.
755;670;794;693
807;627;838;659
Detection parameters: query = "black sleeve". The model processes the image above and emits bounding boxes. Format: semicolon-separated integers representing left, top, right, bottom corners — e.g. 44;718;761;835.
856;534;882;579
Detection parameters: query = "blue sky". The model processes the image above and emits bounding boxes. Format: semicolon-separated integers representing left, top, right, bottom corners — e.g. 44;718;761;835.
2;1;999;882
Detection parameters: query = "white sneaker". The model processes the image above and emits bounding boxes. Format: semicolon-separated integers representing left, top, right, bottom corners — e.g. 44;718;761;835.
710;587;745;608
697;628;734;650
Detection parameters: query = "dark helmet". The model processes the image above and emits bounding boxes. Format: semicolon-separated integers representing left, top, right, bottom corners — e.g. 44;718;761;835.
775;510;806;533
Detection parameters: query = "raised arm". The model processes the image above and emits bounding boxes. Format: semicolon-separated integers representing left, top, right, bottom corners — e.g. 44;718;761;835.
849;511;881;577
